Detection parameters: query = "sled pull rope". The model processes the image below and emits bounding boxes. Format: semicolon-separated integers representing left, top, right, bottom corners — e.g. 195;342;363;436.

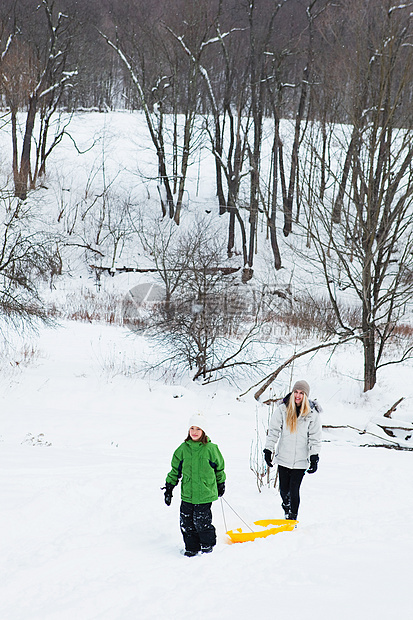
220;498;228;533
221;497;255;533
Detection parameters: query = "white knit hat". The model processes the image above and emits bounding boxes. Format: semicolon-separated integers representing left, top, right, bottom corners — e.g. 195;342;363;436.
188;412;209;436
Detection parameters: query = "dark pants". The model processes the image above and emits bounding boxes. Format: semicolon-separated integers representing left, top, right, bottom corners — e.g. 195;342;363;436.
180;501;216;552
278;465;306;517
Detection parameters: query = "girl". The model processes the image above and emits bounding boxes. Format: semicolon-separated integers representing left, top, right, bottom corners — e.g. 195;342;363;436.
163;412;226;557
263;380;322;520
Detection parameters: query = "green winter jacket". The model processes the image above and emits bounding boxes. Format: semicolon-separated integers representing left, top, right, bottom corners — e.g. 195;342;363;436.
166;439;226;504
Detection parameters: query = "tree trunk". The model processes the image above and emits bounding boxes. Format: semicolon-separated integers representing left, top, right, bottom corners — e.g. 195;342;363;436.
11;109;19;193
15;95;38;200
269;119;281;269
214;112;226;215
361;254;376;391
174;112;194;225
248;159;259;267
363;322;377;392
227;207;235;258
331;128;359;224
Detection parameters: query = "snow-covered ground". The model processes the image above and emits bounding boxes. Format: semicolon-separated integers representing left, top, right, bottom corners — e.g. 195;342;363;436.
1;318;412;620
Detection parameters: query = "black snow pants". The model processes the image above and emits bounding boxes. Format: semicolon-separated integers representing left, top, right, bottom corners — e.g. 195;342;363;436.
180;501;216;553
278;465;306;517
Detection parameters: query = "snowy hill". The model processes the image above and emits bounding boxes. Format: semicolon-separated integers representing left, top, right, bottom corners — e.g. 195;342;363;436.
0;112;413;619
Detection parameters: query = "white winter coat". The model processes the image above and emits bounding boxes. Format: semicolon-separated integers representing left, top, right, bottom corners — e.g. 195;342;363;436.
265;400;322;469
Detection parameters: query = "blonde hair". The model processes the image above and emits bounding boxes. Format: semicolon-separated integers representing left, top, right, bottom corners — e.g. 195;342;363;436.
286;392;311;433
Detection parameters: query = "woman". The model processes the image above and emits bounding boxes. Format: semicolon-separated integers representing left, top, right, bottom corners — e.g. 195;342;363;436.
263;380;322;520
163;412;226;557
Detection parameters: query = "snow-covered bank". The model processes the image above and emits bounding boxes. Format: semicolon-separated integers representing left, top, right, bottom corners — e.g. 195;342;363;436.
1;321;412;619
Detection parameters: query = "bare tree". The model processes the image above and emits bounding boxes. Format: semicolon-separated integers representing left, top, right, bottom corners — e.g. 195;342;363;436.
133;215;193;315
170;0;291;273
246;0;289;267
100;1;214;223
2;0;76;200
130;217;276;381
298;1;413;391
0;194;60;326
169;14;251;265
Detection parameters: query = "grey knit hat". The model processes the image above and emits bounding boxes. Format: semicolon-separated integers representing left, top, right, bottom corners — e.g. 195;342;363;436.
292;380;310;397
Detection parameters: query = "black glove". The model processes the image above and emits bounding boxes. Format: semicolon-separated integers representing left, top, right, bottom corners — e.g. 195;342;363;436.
307;454;319;474
163;482;174;505
217;482;225;497
263;449;273;468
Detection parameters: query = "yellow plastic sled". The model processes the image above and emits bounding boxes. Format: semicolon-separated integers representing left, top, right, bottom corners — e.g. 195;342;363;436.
226;519;298;544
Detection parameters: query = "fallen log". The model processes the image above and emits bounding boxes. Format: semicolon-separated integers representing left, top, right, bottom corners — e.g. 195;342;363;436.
383;397;404;418
376;425;413;438
90;264;241;276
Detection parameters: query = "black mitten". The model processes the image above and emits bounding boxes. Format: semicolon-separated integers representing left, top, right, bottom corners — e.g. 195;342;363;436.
307;454;319;474
263;449;273;468
217;482;225;497
163;482;174;505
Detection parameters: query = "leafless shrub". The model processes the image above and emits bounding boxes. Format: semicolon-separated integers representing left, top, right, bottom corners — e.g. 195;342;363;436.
269;294;361;339
123;218;278;382
393;323;413;338
10;343;41;367
0;196;60;328
47;287;124;325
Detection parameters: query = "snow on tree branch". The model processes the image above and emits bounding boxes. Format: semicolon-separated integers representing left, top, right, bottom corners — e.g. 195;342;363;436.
38;71;78;99
388;3;413;15
164;26;219;113
1;34;13;62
